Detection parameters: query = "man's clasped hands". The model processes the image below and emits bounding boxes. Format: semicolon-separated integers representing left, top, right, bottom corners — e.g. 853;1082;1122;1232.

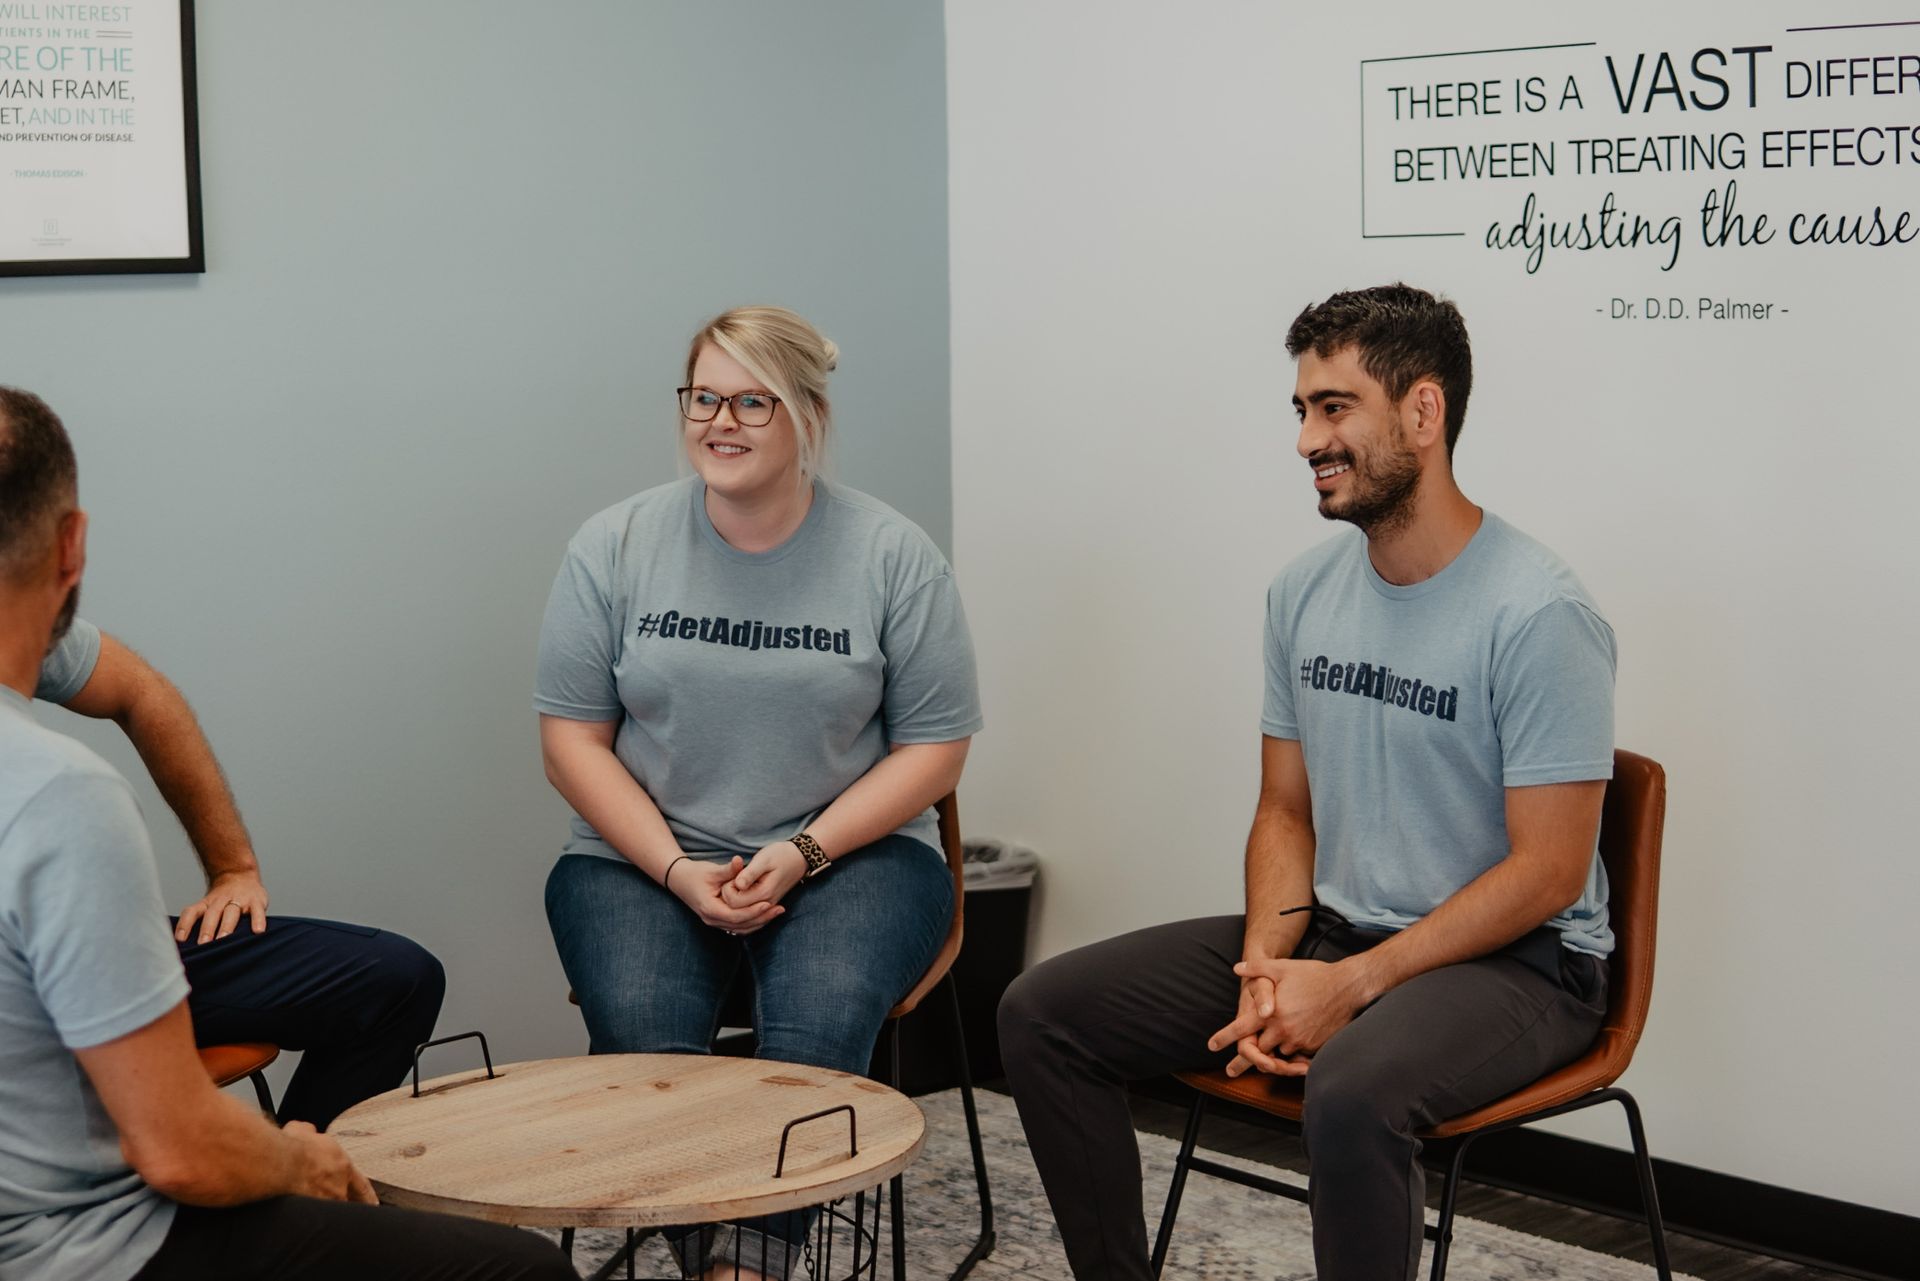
1207;956;1376;1078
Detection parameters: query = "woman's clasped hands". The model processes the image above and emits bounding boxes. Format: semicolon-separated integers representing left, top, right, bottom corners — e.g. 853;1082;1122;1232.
668;842;810;936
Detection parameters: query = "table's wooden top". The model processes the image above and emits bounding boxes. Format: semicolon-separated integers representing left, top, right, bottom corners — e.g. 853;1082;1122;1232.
331;1054;925;1228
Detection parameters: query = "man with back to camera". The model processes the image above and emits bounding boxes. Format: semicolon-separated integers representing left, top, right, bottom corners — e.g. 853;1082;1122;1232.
998;284;1618;1281
0;385;577;1280
30;451;445;1132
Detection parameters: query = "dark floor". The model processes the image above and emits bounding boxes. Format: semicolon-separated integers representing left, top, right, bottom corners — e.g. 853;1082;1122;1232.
1113;1087;1857;1281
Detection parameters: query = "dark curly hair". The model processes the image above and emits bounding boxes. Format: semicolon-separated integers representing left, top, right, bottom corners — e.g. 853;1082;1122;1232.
1285;284;1473;455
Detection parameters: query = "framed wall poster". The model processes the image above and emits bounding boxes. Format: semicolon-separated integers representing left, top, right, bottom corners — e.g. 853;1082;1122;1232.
0;0;202;275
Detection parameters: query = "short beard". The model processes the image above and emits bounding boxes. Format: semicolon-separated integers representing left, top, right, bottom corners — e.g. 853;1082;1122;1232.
1318;437;1422;539
46;583;79;656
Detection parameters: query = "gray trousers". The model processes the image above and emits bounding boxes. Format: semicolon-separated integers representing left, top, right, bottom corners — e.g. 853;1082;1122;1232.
997;915;1607;1281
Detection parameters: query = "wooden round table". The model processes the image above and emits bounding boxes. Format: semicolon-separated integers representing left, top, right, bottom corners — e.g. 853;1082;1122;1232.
332;1052;925;1274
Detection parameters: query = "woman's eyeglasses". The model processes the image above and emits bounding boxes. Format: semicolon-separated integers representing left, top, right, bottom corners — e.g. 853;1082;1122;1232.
678;387;781;427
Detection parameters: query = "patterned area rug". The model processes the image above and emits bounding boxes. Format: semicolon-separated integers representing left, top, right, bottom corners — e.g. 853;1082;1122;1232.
556;1087;1690;1279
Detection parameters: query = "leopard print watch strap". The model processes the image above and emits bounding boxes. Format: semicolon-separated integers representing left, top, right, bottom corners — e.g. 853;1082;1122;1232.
792;832;831;879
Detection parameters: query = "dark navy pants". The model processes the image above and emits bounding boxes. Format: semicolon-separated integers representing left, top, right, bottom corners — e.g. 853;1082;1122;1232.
175;916;446;1129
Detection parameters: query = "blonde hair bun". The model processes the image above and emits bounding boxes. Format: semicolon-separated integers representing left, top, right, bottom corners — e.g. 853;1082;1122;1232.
820;337;840;373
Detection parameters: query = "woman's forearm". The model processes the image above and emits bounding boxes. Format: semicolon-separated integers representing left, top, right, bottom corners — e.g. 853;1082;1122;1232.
804;739;969;860
539;718;684;882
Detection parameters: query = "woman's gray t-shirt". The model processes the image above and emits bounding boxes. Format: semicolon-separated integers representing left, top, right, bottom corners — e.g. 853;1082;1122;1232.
535;478;982;860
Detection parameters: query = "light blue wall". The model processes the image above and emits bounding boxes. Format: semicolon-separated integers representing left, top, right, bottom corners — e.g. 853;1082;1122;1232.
2;0;950;1070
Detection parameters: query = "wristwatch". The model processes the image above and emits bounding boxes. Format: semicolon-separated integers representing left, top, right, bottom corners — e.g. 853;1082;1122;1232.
792;832;831;880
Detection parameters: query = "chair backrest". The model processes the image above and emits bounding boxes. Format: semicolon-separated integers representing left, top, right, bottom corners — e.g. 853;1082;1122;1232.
1588;748;1667;1079
886;792;965;1019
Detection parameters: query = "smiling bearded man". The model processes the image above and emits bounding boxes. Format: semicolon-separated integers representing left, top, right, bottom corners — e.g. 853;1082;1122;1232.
996;283;1619;1281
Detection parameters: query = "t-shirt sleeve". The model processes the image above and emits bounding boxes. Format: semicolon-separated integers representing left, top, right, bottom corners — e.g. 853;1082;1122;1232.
534;533;623;722
1260;579;1300;740
34;616;102;706
880;572;984;744
1492;597;1617;787
13;772;189;1050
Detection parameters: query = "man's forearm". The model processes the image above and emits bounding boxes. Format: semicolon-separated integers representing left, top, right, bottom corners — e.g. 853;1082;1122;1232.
119;674;257;882
1341;779;1603;1003
61;635;258;885
136;1091;314;1206
85;1005;363;1207
1343;852;1580;1005
1242;801;1316;963
1242;737;1319;964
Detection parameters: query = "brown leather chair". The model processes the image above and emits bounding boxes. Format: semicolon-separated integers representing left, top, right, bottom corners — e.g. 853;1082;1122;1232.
562;793;993;1281
1150;749;1673;1281
198;1042;279;1114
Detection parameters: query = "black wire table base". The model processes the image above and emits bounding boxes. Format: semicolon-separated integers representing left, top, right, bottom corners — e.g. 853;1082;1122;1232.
561;1188;887;1281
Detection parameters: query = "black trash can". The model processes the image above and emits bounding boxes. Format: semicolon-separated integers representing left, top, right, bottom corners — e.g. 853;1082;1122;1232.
890;839;1037;1094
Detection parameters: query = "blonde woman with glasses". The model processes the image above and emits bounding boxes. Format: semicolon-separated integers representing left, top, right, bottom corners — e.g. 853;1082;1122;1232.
535;306;981;1280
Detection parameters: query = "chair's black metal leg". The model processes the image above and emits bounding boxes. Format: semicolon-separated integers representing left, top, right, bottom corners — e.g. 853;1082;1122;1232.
941;975;996;1280
625;1227;636;1281
1427;1136;1474;1281
888;1019;907;1281
247;1070;274;1115
560;1227;574;1260
1615;1091;1675;1280
1150;1093;1208;1278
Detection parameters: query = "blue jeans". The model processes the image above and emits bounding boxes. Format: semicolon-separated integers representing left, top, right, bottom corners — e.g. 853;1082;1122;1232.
545;834;951;1274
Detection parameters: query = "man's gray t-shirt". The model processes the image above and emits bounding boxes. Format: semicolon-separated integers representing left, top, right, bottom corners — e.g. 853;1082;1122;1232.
0;687;187;1281
536;477;983;860
35;614;101;704
1261;512;1617;956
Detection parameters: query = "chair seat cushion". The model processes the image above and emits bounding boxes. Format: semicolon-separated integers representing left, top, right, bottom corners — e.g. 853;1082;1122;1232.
198;1042;280;1087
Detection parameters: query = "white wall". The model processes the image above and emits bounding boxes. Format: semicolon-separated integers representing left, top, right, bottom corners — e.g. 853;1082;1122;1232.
949;0;1920;1215
5;0;950;1087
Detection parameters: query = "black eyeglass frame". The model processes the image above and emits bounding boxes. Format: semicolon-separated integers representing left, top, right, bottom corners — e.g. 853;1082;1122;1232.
677;386;783;427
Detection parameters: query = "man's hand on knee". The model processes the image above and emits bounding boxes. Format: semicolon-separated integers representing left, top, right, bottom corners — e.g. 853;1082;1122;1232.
1231;957;1369;1063
176;869;270;943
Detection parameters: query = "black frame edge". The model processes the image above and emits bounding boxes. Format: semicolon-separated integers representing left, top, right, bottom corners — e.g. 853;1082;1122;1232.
0;0;204;277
